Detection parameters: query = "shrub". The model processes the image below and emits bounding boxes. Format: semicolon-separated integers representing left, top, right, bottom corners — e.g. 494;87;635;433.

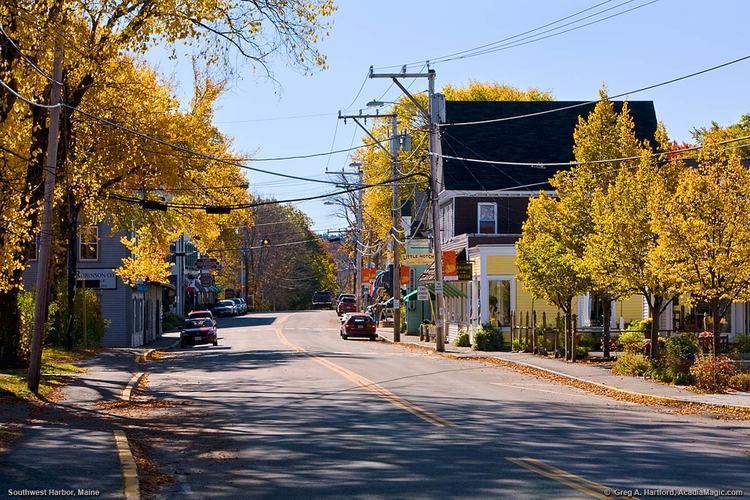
612;352;653;376
575;346;588;359
472;324;503;351
626;318;652;333
729;372;750;392
453;329;471;348
690;355;736;392
162;312;184;332
734;334;750;354
72;289;108;347
664;334;698;378
618;330;645;353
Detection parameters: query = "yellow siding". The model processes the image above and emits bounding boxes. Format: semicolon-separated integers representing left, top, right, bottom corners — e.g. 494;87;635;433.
617;295;645;322
486;255;515;275
486;255;560;321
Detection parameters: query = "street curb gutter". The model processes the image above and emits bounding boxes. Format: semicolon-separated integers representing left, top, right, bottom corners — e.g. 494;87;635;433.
121;372;145;402
114;430;140;500
378;335;750;413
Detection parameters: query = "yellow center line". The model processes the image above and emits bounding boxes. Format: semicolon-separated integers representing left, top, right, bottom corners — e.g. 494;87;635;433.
275;319;452;428
507;457;624;499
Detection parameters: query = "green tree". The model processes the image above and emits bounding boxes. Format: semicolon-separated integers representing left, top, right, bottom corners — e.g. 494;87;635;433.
517;193;588;359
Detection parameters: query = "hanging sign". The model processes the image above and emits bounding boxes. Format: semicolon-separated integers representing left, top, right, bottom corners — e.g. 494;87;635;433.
456;262;473;281
442;251;458;281
417;285;429;301
400;265;410;285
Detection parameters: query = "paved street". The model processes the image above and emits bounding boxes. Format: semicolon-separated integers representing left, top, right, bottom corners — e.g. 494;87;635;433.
135;310;750;498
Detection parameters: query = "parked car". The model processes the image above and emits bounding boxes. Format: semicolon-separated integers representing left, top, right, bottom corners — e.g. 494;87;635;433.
340;313;377;341
228;298;246;315
312;290;334;309
237;298;248;313
336;293;355;304
337;296;357;316
188;310;215;322
212;300;236;317
180;318;218;347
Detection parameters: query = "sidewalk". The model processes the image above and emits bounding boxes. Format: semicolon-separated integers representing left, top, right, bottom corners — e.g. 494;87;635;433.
377;328;750;410
0;335;176;498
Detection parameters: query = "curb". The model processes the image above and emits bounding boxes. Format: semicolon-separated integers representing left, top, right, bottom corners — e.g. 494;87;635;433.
378;335;750;413
121;372;145;402
114;429;140;500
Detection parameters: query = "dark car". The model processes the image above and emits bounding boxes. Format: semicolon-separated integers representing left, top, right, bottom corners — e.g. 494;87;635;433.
340;313;377;341
337;296;357;316
212;300;236;317
312;291;333;309
180;318;218;348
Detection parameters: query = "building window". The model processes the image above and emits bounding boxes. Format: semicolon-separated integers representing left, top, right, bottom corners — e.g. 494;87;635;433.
440;203;453;242
26;234;38;261
478;203;496;234
488;279;511;327
79;225;99;261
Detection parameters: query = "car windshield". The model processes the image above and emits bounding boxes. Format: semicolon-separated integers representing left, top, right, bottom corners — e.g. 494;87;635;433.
341;297;355;304
218;301;234;306
349;316;370;324
190;312;210;318
186;319;212;328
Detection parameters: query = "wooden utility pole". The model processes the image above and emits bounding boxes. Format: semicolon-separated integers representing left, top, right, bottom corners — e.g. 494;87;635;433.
28;38;64;393
389;113;401;342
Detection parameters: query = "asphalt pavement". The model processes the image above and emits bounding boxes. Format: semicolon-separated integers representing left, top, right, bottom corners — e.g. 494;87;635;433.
136;310;750;498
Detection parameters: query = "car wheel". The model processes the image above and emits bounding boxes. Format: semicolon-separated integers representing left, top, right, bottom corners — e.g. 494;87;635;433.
213;340;218;346
342;334;348;340
370;336;377;341
180;340;188;348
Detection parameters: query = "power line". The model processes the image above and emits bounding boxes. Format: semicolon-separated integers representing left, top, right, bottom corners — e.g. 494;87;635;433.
374;0;653;70
433;133;750;169
430;0;658;66
442;53;750;127
107;172;424;211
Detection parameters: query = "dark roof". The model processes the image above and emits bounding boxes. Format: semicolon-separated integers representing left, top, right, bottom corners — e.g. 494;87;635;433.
441;100;658;191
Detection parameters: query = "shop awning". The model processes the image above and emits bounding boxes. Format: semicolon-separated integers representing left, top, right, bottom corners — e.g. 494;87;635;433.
403;282;466;301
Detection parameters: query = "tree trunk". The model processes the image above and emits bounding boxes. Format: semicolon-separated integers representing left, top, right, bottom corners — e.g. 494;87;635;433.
564;299;573;361
649;295;663;359
64;195;79;350
0;289;24;368
602;297;611;359
711;299;722;355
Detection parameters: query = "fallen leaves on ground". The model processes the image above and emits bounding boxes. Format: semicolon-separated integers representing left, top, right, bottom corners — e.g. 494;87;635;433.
387;341;750;421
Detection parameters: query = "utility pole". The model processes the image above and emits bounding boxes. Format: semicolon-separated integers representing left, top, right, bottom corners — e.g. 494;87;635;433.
356;168;364;310
337;111;399;316
28;38;64;393
389;113;401;342
368;66;446;351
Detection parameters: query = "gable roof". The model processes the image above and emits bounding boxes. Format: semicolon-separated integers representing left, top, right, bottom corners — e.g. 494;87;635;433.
441;100;658;191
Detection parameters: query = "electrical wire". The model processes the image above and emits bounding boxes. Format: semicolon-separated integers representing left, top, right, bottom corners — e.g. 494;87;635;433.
432;133;750;169
428;0;658;66
0;22;63;85
374;0;650;70
442;53;750;127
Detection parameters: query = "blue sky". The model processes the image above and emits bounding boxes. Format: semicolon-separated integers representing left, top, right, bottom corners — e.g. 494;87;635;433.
147;0;750;230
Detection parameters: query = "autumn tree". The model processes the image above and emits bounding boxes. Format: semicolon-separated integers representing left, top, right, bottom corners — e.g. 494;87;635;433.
651;135;750;353
517;193;588;359
0;1;335;367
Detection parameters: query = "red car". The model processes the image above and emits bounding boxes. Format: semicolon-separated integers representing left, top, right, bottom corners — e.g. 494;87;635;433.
340;313;377;341
337;296;357;316
180;318;218;348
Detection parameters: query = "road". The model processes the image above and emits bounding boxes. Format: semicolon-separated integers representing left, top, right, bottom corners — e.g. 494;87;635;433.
141;310;750;498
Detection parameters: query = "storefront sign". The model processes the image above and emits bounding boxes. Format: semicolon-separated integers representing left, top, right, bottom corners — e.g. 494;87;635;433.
442;251;457;281
75;269;117;289
456;262;473;281
401;254;434;265
417;285;429;301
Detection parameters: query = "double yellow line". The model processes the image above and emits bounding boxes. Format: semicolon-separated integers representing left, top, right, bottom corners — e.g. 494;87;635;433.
275;323;452;428
507;457;620;499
